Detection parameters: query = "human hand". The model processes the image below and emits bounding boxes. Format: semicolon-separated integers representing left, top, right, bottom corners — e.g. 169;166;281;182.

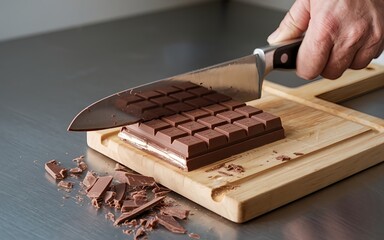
267;0;384;80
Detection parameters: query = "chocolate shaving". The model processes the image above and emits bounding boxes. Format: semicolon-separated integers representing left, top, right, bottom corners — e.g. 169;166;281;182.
114;196;165;225
105;212;115;222
156;214;186;234
103;191;116;204
45;160;67;180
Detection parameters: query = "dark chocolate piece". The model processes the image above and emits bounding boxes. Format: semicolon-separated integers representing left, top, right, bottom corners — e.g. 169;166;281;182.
114;196;165;225
156;214;187;234
45;160;67;180
87;176;113;199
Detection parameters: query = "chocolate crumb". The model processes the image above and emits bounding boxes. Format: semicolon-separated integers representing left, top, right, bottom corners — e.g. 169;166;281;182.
69;167;83;174
276;155;291;161
225;163;245;173
188;233;201;239
57;180;73;189
77;162;88;171
91;198;101;208
272;150;278;154
134;226;146;240
122;229;133;235
72;155;85;163
105;212;115;222
293;152;304;156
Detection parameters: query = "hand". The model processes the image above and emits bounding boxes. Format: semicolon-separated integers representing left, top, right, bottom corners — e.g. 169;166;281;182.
267;0;384;80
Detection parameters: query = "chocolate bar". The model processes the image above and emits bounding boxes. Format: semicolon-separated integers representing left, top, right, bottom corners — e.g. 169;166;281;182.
118;82;284;171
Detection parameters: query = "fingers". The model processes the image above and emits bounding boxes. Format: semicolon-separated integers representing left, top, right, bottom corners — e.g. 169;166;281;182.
267;0;310;44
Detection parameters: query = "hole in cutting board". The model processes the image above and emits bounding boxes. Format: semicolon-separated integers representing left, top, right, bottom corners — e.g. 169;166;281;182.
316;66;384;119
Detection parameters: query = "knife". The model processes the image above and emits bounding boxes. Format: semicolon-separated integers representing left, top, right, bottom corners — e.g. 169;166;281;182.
68;38;302;131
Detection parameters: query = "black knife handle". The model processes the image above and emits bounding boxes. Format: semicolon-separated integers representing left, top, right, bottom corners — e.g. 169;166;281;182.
272;38;302;70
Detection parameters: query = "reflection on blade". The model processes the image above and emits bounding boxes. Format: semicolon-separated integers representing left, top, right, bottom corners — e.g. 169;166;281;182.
68;54;261;131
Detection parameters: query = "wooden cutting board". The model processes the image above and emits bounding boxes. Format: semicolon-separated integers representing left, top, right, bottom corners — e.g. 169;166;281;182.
87;64;384;223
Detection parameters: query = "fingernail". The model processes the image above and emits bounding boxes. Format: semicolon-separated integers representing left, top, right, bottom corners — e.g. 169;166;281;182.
267;29;280;43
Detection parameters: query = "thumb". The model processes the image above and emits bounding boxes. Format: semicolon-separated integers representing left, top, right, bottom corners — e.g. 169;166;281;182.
268;0;310;43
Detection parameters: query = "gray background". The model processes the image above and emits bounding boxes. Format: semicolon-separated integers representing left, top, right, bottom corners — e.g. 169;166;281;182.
0;1;383;239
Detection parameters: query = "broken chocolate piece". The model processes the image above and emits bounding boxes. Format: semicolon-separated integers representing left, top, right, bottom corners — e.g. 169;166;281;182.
45;160;67;180
69;167;83;174
121;200;140;212
83;171;97;188
126;173;155;187
225;163;245;173
276;155;291;161
114;196;166;225
160;206;190;219
105;212;115;222
87;176;113;199
156;214;187;234
103;191;116;204
57;180;73;189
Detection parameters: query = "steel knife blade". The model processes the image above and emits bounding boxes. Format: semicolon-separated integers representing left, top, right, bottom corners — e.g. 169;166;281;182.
68;38;302;131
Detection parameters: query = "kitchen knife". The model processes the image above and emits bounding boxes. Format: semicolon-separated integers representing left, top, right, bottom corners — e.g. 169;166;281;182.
68;38;302;131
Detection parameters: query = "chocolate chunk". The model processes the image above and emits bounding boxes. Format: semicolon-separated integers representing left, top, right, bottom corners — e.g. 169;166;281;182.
69;167;83;174
83;171;97;188
156;214;187;234
121;200;139;212
87;176;113;199
45;160;67;180
160;206;190;219
114;196;165;225
126;173;156;187
57;180;73;189
276;155;291;161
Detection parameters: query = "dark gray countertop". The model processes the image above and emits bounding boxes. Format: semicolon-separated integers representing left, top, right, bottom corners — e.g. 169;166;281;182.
0;1;383;239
